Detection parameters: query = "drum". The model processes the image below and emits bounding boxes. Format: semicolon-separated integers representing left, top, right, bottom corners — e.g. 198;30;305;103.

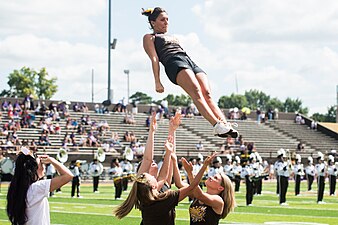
1;158;14;174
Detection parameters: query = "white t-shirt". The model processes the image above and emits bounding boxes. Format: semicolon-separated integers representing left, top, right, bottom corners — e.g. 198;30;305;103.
25;179;51;225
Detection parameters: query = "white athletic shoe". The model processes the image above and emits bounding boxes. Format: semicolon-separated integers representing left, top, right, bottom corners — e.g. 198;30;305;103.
213;122;239;138
280;202;288;206
317;201;326;204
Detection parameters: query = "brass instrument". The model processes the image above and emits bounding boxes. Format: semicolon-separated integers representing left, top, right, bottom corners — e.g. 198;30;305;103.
95;147;106;163
56;148;68;163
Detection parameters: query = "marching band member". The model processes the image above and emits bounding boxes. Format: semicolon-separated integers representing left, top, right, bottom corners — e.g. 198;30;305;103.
223;155;234;180
315;152;326;204
274;149;283;195
276;149;291;205
110;158;123;200
208;157;223;178
255;154;264;196
45;163;56;197
241;154;254;206
233;156;242;192
89;158;102;193
327;155;337;196
305;156;315;191
293;154;304;196
69;160;81;198
120;159;133;192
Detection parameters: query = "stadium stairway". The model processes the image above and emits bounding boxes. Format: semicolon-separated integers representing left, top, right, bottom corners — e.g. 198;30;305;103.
266;120;338;153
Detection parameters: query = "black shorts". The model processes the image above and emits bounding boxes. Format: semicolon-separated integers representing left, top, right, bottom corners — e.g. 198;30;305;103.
163;54;205;85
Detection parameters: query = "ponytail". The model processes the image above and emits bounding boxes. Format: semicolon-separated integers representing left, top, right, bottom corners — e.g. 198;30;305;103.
141;7;167;29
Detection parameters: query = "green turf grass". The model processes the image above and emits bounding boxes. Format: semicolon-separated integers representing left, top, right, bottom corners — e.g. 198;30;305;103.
0;180;337;225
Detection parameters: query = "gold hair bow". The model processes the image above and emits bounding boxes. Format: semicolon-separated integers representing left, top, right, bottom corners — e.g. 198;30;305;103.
131;173;148;184
143;8;154;14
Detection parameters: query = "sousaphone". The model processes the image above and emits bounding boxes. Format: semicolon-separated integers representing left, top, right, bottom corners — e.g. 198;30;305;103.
56;148;68;163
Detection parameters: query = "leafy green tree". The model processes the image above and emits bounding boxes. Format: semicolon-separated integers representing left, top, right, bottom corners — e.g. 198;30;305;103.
129;92;153;104
266;97;283;111
311;113;326;122
244;89;270;110
326;105;337;122
163;94;175;105
6;67;36;97
283;97;308;114
1;67;57;99
36;68;57;99
218;93;247;109
173;94;191;106
163;94;191;106
311;105;336;122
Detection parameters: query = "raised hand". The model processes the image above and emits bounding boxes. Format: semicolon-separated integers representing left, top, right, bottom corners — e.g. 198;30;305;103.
181;157;193;174
150;111;157;131
38;155;53;164
164;136;174;153
155;82;164;93
203;152;218;166
169;111;182;131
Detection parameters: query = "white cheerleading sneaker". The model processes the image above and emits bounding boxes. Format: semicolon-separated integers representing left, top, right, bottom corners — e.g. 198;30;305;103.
213;122;239;138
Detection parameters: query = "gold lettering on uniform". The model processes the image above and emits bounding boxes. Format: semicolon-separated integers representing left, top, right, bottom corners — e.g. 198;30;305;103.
189;206;207;222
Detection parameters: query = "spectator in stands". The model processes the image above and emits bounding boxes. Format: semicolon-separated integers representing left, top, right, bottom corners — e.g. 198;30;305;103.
81;103;89;113
77;124;85;135
311;120;318;130
247;142;255;154
260;111;266;123
63;104;70;118
70;132;77;146
108;131;120;146
274;108;279;120
297;142;305;152
155;105;164;121
7;108;14;120
39;101;48;116
87;132;99;147
267;108;273;120
256;108;261;123
195;141;204;151
129;131;136;143
73;103;81;112
38;132;51;146
123;112;136;125
295;114;305;125
134;143;145;159
185;105;195;118
55;122;61;135
11;130;21;146
235;135;243;145
29;139;37;153
145;115;151;129
2;100;9;111
94;104;102;114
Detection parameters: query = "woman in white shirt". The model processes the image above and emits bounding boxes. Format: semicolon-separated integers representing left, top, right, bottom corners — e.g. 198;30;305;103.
6;147;73;225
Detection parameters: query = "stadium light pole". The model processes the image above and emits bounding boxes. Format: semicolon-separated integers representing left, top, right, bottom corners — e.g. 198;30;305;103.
107;0;117;103
124;70;130;104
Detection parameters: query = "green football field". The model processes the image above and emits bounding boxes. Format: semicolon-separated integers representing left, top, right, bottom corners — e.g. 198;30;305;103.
0;180;337;225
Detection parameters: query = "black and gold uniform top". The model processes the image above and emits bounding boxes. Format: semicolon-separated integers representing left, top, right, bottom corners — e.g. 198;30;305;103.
154;33;187;65
189;199;221;225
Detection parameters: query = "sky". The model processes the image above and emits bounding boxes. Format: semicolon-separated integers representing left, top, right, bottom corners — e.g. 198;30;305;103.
0;0;338;115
